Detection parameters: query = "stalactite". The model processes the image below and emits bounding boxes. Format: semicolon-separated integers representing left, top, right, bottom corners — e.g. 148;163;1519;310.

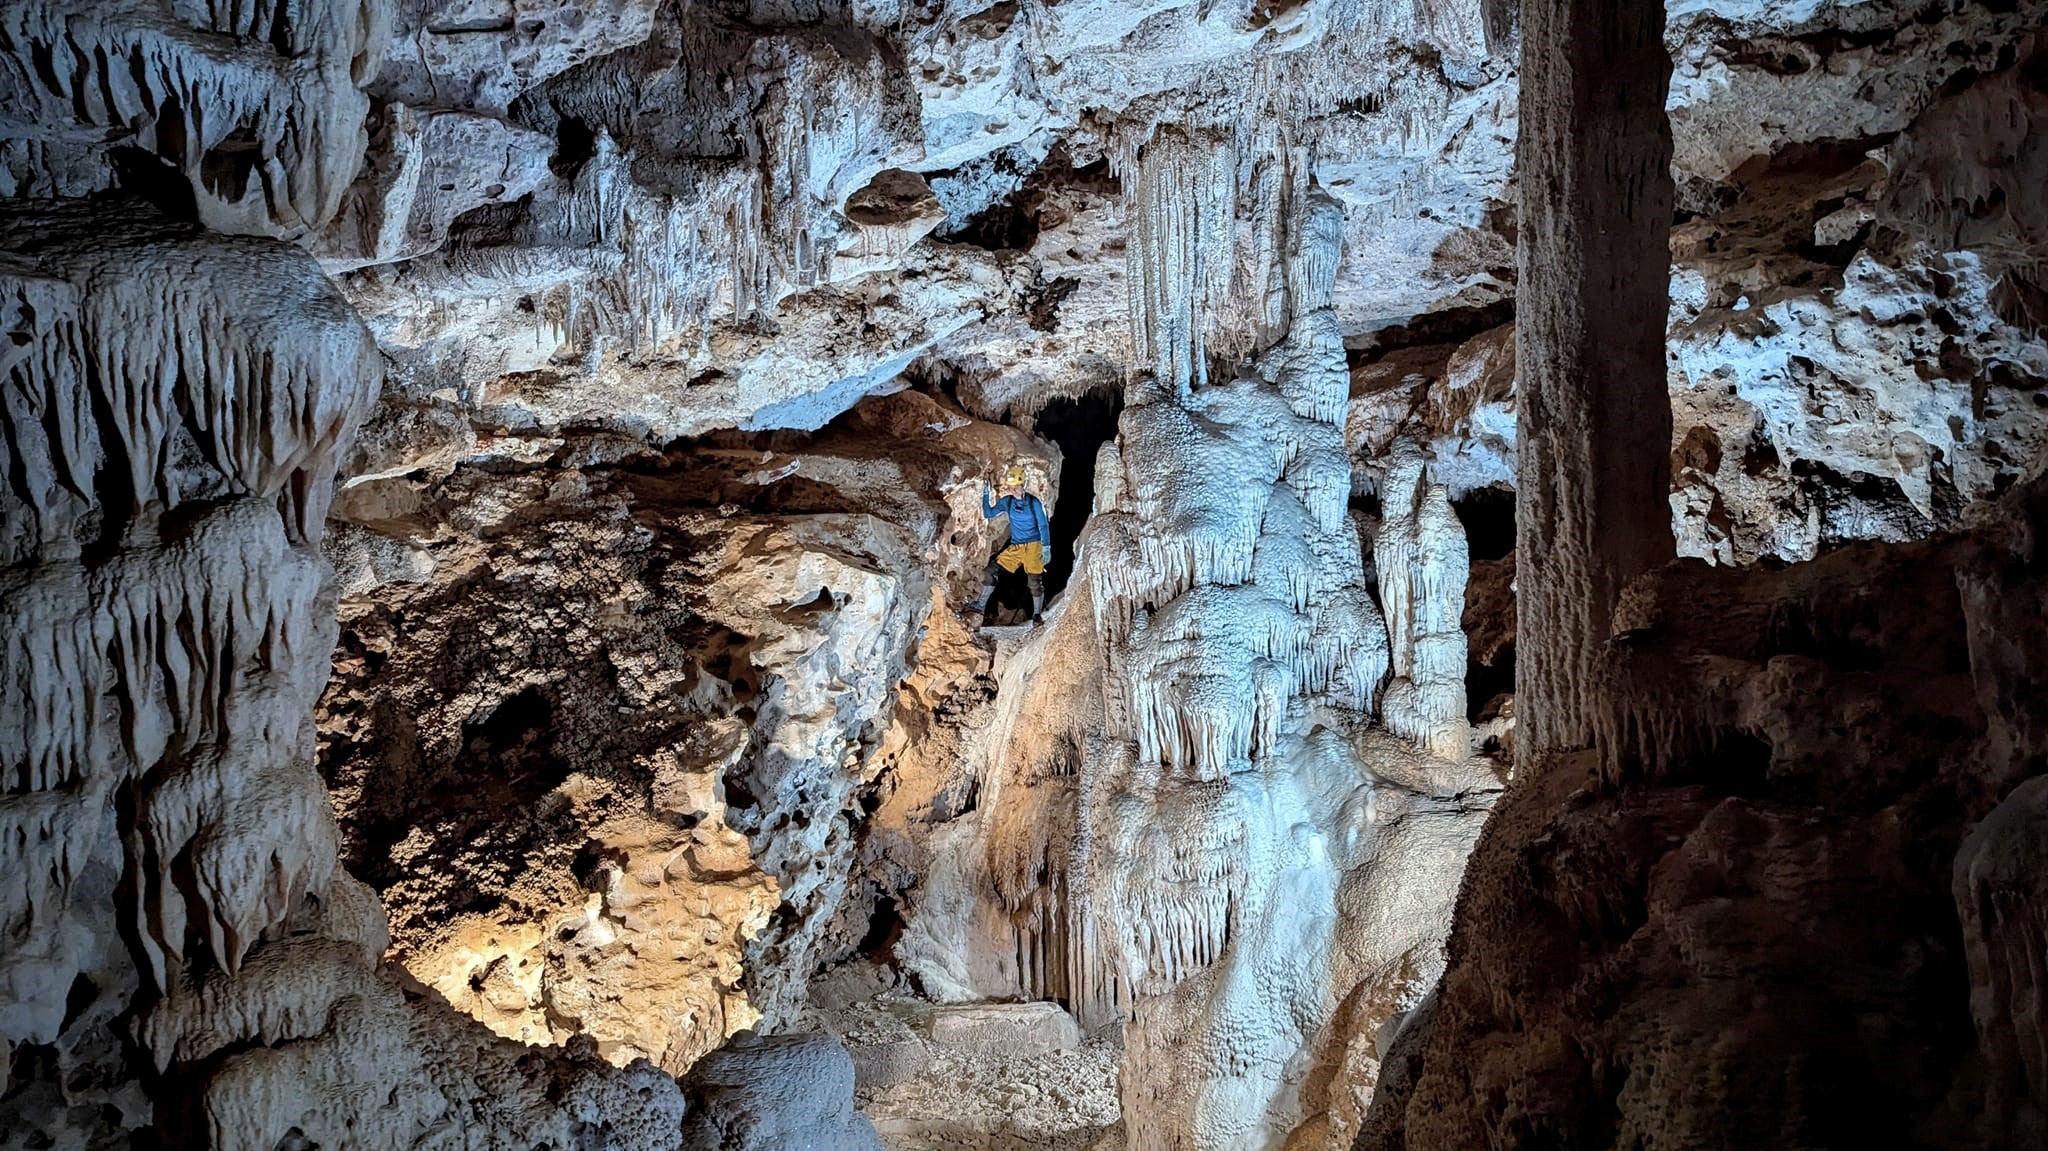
0;0;388;238
1;202;377;1063
0;202;379;559
1285;181;1343;317
1126;123;1240;396
1251;155;1291;349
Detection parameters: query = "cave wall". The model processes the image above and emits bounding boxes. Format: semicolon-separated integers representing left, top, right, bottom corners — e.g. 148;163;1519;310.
1361;1;2048;1148
318;389;1049;1071
323;0;1518;442
0;2;714;1146
1347;3;2048;565
0;184;693;1151
5;0;2048;1147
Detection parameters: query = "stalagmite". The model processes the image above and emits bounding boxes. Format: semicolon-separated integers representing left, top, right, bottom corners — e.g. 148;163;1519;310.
1377;444;1472;760
901;151;1499;1150
1512;0;1676;757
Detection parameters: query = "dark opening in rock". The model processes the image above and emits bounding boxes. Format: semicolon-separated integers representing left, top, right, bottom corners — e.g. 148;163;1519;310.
548;116;597;180
109;146;198;223
1456;491;1517;724
1454;487;1516;563
197;125;262;198
467;685;554;750
858;895;904;961
1034;386;1124;600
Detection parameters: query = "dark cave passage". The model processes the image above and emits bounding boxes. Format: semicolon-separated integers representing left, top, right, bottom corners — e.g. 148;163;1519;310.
1034;386;1124;601
1455;486;1515;562
1455;488;1517;723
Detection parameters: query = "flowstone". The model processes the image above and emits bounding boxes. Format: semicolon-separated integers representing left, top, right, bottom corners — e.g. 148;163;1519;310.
896;149;1500;1150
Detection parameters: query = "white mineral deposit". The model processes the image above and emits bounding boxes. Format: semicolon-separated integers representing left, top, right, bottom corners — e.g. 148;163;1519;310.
3;0;2045;1149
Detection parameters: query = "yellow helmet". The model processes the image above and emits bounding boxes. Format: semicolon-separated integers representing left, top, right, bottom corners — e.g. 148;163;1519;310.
1002;463;1028;487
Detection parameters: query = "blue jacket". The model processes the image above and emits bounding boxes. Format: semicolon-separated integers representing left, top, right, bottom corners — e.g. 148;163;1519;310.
984;489;1050;548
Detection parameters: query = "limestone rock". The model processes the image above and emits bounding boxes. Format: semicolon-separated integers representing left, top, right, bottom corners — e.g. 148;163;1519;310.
0;0;387;238
0;191;690;1147
7;0;2048;1146
372;0;661;116
830;998;933;1092
847;1035;932;1093
894;165;1502;1151
1376;443;1473;760
317;104;554;271
1954;774;2048;1147
928;1003;1084;1060
681;1032;884;1151
1365;478;2048;1151
316;393;1051;1071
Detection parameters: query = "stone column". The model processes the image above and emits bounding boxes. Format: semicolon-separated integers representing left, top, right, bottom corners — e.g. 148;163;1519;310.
1512;0;1677;756
1377;443;1473;761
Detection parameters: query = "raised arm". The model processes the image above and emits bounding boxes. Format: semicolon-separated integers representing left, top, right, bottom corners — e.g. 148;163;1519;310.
982;482;1002;518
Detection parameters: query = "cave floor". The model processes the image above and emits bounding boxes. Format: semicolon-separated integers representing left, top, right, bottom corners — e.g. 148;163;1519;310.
830;991;1124;1150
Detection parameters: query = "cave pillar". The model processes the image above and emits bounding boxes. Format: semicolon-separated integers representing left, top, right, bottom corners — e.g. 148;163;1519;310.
1512;0;1676;756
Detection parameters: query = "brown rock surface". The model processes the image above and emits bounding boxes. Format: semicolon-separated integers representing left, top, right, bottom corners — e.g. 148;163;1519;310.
317;392;1049;1070
1364;481;2048;1149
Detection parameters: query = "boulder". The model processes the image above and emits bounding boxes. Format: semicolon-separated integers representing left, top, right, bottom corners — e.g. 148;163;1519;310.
928;1003;1083;1060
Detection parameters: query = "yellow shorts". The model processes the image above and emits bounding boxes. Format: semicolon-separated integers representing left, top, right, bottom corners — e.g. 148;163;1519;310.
996;543;1048;575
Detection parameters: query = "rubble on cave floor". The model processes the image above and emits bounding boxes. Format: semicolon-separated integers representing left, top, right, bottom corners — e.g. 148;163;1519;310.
819;982;1124;1151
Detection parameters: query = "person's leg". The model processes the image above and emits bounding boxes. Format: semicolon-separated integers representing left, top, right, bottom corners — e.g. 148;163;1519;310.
968;553;1002;614
1021;545;1047;619
974;546;1027;614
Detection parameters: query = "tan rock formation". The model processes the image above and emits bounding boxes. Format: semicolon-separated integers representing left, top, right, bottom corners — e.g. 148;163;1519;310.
317;391;1052;1070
